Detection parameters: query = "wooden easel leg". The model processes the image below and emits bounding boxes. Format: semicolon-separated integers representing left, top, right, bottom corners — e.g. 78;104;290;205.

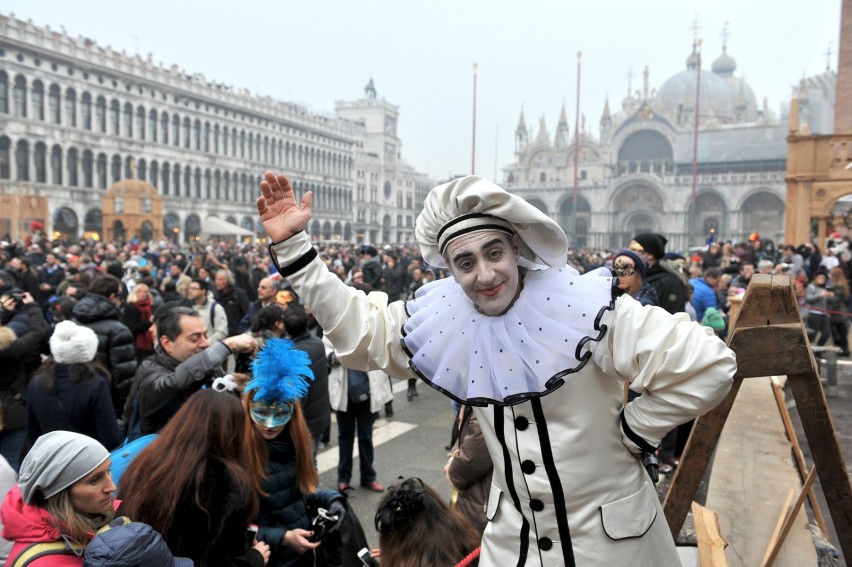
787;372;852;560
664;377;743;539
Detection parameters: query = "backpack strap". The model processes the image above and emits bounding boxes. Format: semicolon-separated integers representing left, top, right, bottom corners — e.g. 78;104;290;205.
9;517;132;567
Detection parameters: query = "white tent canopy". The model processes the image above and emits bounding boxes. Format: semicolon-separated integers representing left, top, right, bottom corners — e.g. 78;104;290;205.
200;216;255;237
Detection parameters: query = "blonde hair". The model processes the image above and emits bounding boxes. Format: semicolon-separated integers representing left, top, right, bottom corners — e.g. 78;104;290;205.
127;282;151;304
43;488;114;546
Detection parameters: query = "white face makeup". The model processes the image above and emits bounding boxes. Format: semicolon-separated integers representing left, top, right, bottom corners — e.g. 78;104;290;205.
445;230;521;316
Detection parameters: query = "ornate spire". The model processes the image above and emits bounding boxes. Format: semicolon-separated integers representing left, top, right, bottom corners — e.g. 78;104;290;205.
602;97;611;120
558;102;568;126
364;77;377;99
516;108;527;133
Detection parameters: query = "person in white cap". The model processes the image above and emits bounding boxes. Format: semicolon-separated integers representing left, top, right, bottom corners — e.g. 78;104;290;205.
257;172;736;566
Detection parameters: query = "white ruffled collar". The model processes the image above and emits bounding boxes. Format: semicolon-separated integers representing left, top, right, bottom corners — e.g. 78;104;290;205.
402;266;616;406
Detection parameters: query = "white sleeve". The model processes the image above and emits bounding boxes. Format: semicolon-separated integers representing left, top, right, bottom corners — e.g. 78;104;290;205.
270;233;414;379
591;295;736;451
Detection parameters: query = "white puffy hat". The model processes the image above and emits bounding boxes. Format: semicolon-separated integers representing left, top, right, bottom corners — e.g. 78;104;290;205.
50;321;99;364
415;176;568;268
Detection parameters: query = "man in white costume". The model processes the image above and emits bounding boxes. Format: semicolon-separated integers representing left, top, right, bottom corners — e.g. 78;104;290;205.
257;172;736;566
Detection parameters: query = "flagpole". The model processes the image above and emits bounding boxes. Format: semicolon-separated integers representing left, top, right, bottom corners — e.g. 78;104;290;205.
472;62;478;175
571;52;582;244
691;40;702;202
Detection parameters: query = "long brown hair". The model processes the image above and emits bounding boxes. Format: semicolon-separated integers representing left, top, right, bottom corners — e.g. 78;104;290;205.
243;391;318;496
118;389;257;535
830;266;850;297
376;478;480;567
39;484;114;546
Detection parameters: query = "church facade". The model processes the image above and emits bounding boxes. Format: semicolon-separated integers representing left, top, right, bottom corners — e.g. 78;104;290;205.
502;42;798;252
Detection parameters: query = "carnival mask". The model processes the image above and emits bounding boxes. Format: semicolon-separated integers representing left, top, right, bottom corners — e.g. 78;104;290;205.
249;399;295;428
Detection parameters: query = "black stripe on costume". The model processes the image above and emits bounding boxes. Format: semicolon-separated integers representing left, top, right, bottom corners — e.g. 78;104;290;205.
268;246;317;278
531;398;575;566
437;212;496;241
620;409;658;453
438;223;515;255
494;407;529;566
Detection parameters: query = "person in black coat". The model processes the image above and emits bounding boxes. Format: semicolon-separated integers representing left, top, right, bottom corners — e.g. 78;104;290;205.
282;303;330;456
215;269;249;337
630;233;688;316
243;339;346;567
27;321;122;450
0;295;48;472
71;275;137;414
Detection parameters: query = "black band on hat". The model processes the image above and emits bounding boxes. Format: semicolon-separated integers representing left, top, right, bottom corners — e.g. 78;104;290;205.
437;213;515;256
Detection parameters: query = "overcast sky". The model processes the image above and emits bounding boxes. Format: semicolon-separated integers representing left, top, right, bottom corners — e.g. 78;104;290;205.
2;0;842;181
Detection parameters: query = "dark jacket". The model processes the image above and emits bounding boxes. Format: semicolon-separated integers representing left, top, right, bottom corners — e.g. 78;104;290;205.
290;333;330;443
644;261;687;315
381;263;407;302
124;342;229;436
27;365;122;450
633;282;659;307
0;303;48;431
163;458;264;567
216;286;249;337
257;435;341;567
72;294;137;405
360;257;382;290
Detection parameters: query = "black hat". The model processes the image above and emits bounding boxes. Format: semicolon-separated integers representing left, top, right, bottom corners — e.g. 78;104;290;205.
360;245;378;257
632;233;668;259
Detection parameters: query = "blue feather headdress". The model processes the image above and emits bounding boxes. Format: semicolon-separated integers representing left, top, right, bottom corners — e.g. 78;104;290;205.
247;338;314;404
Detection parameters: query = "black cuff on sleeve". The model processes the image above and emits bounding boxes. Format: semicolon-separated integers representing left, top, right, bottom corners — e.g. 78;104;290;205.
620;409;658;454
269;246;318;278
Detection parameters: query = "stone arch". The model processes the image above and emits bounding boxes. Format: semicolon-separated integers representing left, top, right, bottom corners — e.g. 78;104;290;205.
53;206;78;240
83;208;102;240
526;197;548;215
184;213;201;242
164;212;181;242
740;190;785;244
687;190;727;246
616;129;674;175
557;195;591;247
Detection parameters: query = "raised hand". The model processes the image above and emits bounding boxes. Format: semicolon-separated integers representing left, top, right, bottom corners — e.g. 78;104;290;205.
257;171;313;243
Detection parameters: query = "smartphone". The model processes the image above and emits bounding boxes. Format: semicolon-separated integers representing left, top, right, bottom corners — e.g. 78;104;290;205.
245;524;258;547
357;547;378;566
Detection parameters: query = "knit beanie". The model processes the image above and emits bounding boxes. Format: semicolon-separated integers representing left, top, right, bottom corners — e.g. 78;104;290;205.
50;320;99;364
18;431;109;503
632;233;668;260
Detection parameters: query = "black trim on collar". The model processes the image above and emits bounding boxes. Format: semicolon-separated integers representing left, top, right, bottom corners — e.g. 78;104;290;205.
269;247;317;279
531;398;575;566
620;409;658;454
494;407;530;566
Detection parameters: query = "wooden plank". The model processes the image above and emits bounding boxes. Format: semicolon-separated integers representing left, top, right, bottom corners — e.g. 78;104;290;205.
759;488;796;567
728;325;815;379
664;378;743;537
734;274;802;328
691;502;728;567
787;372;852;561
761;467;819;567
771;381;829;538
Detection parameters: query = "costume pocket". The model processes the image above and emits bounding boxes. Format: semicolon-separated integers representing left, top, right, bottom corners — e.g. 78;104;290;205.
485;482;503;521
599;481;658;540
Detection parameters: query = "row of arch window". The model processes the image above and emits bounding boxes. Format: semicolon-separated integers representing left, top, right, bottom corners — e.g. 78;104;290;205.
0;72;353;178
0;137;352;211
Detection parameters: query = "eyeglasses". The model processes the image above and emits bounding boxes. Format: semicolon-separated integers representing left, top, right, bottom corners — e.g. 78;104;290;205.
613;261;637;277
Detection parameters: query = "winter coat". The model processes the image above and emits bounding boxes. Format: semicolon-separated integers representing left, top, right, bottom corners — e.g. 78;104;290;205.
256;435;342;567
381;263;407;302
192;297;229;345
216;286;249;337
289;333;330;443
644;262;687;315
1;486;116;566
689;277;718;322
359;257;383;290
119;301;154;357
447;409;492;534
324;338;393;414
72;294;137;404
160;458;264;567
27;365;122;450
0;303;48;431
123;343;229;436
632;282;659;307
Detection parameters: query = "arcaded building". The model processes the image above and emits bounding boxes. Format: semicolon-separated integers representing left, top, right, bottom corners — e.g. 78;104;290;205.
0;14;433;245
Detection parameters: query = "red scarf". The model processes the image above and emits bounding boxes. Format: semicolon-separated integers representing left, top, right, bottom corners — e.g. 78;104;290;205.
133;298;154;353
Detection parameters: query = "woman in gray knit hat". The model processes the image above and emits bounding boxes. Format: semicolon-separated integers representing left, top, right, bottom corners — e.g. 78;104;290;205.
1;430;117;566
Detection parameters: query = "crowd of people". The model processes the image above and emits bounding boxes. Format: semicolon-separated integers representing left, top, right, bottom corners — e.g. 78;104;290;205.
0;181;844;565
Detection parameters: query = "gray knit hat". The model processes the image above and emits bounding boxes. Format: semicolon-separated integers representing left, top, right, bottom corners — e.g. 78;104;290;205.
18;431;110;503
